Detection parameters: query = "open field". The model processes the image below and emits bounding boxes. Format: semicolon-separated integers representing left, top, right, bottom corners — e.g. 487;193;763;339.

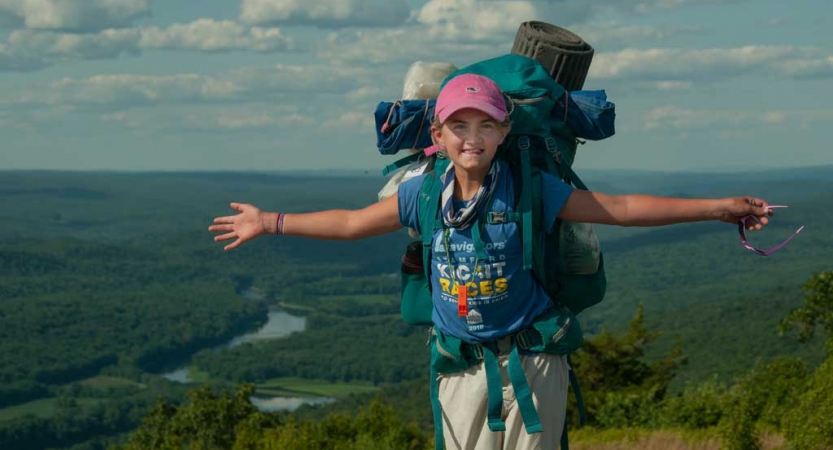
571;428;785;450
255;377;380;398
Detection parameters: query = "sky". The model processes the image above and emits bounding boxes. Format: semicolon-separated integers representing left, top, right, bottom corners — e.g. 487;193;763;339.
0;0;830;173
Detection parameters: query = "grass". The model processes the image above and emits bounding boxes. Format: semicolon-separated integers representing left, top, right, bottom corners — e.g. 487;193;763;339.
78;376;144;389
254;377;379;399
570;427;785;450
186;366;212;383
277;301;316;313
0;398;103;422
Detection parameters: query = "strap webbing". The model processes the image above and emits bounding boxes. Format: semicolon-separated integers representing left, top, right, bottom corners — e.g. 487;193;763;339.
518;138;533;270
470;219;488;261
507;343;543;434
382;151;423;176
529;167;546;290
564;164;588;191
560;356;585;450
568;356;586;426
430;366;444;450
482;345;506;432
420;174;444;277
543;136;560;178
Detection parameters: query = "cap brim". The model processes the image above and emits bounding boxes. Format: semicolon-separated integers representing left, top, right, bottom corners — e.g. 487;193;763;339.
437;98;506;123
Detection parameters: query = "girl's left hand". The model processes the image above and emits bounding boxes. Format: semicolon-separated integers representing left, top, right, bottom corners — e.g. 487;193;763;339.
719;196;771;229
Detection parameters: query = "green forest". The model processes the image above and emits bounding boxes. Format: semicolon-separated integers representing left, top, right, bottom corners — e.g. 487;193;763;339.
0;166;831;449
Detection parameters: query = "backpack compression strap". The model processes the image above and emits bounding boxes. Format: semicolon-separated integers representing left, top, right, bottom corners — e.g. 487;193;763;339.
517;136;534;271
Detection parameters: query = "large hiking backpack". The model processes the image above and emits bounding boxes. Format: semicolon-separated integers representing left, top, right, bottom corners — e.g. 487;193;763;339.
385;54;614;450
398;54;609;327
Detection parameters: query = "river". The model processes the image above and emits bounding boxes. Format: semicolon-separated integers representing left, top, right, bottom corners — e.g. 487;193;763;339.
161;307;333;412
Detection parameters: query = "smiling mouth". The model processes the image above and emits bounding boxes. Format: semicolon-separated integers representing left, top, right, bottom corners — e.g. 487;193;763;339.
462;148;483;155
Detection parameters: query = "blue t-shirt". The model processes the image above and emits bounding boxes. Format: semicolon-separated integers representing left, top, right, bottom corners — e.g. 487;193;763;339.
398;161;574;343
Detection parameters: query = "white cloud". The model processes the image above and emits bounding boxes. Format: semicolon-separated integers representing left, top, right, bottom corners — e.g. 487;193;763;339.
587;0;741;15
0;41;47;70
415;0;537;42
140;19;293;53
315;0;715;67
3;62;381;111
319;27;503;65
322;111;374;129
345;86;382;101
772;55;833;78
655;80;692;90
8;28;140;60
0;0;149;32
212;112;314;129
572;23;703;48
643;106;833;131
98;110;144;127
0;19;294;68
763;112;785;124
239;0;410;28
590;46;833;82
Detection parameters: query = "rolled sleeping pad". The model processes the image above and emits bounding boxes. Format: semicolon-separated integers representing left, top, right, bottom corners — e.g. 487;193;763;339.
511;21;594;91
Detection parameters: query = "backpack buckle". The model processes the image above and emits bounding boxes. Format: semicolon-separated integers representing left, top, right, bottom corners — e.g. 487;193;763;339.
544;136;562;163
488;212;505;224
518;136;530;150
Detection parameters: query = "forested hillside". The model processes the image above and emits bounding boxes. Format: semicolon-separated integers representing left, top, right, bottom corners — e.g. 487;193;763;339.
1;167;830;449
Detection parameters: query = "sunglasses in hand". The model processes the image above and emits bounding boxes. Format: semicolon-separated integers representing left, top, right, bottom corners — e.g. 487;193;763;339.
738;205;805;256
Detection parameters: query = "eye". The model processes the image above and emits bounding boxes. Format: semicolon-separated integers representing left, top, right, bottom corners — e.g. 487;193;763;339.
453;124;467;131
481;123;495;130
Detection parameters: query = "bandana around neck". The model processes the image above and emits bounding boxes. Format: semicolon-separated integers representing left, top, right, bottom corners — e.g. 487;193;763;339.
440;161;500;230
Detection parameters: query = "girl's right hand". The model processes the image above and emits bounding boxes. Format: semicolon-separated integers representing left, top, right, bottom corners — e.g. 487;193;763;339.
209;202;272;251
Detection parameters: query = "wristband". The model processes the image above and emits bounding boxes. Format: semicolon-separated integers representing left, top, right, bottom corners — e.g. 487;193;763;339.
276;213;286;236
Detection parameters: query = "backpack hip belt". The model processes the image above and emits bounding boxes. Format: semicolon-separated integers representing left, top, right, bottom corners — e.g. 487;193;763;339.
427;306;585;447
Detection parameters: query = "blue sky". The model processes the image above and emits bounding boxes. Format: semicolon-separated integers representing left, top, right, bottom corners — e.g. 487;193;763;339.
0;0;830;172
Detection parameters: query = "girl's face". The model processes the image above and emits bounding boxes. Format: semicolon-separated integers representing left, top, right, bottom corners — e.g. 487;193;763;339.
433;108;507;176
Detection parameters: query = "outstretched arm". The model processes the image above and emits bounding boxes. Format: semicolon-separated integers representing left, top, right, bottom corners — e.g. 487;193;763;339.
209;194;402;251
559;190;772;228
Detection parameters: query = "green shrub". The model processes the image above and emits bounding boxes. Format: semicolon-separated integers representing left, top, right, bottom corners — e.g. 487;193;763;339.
734;357;808;429
596;388;660;429
660;377;727;429
783;357;833;450
718;395;761;450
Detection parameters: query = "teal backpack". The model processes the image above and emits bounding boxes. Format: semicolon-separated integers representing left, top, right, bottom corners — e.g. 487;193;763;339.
395;54;608;450
400;54;607;325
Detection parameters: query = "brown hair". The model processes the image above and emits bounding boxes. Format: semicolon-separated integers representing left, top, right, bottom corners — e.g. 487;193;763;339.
430;115;512;130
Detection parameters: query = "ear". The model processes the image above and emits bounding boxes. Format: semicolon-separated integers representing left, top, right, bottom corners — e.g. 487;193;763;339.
500;124;511;144
430;124;443;147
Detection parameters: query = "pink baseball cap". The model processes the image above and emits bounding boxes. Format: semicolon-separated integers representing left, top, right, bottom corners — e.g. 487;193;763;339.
435;73;507;123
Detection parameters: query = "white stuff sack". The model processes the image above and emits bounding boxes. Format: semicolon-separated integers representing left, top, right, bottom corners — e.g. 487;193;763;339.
402;61;458;101
377;158;433;238
377;158;433;203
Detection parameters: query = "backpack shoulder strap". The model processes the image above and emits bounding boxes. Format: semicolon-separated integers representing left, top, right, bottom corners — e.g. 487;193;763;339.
417;158;448;276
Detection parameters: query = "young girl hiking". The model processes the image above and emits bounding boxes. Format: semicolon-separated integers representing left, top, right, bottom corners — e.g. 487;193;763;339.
209;73;776;450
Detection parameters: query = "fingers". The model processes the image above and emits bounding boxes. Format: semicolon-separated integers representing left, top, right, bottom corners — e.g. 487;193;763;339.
224;239;242;251
745;215;769;231
213;216;235;224
742;197;767;214
214;232;236;242
208;224;234;232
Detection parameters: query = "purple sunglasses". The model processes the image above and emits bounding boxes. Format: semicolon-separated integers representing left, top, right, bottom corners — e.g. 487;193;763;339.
738;205;805;256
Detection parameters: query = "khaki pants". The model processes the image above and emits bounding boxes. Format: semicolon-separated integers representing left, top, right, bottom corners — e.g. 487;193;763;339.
438;353;569;450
